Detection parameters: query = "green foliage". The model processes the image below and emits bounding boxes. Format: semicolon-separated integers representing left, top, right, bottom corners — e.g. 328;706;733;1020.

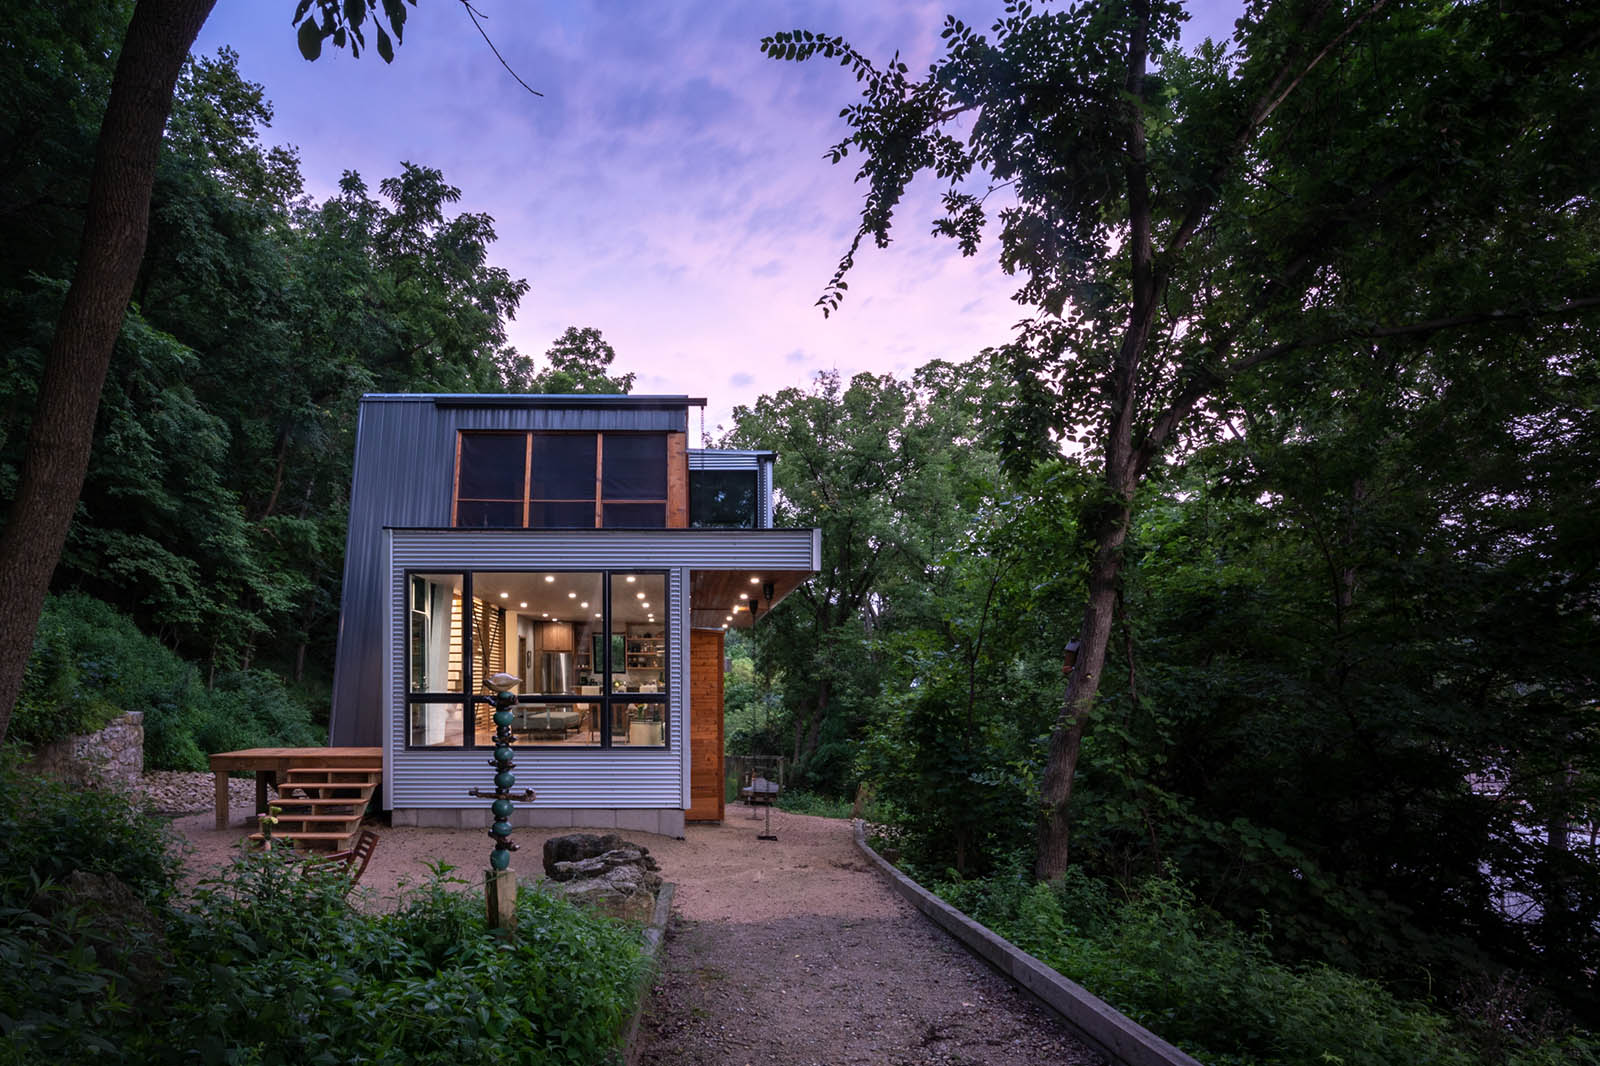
934;866;1596;1066
12;594;322;768
2;30;553;692
0;757;181;906
0;767;645;1065
155;855;645;1066
774;790;855;819
503;325;637;395
0;760;183;1062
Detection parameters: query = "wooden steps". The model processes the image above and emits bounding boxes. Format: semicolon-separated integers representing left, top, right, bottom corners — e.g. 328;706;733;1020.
249;759;380;852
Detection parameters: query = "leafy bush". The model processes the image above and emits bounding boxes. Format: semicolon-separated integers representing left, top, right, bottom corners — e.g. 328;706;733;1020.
931;865;1598;1066
0;759;184;1062
0;793;646;1066
775;789;855;818
0;756;180;906
160;854;646;1066
12;593;323;768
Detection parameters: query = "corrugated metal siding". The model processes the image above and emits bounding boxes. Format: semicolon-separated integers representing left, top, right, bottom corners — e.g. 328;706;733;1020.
760;457;774;530
390;528;817;569
687;449;768;470
333;395;693;745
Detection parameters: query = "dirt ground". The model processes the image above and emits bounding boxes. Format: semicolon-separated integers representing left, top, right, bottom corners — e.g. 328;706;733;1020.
173;794;1098;1064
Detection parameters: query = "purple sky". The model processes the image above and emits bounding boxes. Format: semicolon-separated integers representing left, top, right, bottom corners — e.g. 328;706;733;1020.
196;1;1242;435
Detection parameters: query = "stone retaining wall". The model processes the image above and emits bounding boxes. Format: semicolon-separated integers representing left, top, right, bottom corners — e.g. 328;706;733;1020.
23;712;144;788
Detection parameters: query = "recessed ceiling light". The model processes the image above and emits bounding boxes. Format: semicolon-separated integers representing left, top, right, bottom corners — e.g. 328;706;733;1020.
594;612;602;618
499;592;509;599
641;602;650;609
519;601;527;608
544;575;555;583
636;591;645;599
725;614;733;621
568;592;577;599
739;593;748;600
541;612;549;618
580;601;589;609
749;576;760;584
721;623;728;629
626;575;636;583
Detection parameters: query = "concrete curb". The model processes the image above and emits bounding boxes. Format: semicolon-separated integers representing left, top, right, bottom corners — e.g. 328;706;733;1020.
853;822;1204;1066
619;881;675;1066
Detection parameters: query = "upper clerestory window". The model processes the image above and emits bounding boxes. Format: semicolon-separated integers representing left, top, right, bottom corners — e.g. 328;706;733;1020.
454;431;667;528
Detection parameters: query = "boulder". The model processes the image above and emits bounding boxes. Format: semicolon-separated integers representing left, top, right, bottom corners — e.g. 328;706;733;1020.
542;832;658;877
550;847;660;882
539;833;663;921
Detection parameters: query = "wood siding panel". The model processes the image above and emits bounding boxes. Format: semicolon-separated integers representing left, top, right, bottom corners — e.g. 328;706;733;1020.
687;628;724;822
667;432;688;528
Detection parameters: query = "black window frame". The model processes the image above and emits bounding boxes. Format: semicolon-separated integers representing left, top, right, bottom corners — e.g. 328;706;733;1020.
453;430;668;529
688;468;759;529
402;568;670;751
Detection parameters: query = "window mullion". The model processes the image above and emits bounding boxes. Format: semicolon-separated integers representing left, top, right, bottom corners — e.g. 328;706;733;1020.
522;432;532;528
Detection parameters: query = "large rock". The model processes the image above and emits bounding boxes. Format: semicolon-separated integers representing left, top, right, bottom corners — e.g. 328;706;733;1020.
542;832;659;878
551;847;660;883
539;833;663;921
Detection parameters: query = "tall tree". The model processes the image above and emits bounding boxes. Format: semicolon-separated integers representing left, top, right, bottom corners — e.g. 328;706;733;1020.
0;0;417;740
727;362;997;788
763;0;1600;879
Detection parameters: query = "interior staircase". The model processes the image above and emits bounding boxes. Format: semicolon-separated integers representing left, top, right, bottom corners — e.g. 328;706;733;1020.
249;758;381;852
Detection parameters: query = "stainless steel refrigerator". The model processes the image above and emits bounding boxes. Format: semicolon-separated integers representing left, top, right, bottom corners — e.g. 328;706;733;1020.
534;650;574;694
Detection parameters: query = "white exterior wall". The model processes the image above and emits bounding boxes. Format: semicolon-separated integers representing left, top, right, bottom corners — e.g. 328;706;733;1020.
381;528;818;825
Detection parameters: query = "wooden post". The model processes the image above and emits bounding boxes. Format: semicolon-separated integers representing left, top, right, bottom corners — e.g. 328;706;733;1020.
486;868;518;932
214;770;229;829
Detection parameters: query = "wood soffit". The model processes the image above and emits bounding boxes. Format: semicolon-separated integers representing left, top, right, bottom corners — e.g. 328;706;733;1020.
690;570;811;630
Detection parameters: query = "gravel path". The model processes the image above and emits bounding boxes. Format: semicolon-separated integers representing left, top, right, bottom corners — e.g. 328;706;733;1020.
634;807;1099;1066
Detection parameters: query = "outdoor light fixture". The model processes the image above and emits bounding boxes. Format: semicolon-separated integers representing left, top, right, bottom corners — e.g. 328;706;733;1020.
763;581;775;602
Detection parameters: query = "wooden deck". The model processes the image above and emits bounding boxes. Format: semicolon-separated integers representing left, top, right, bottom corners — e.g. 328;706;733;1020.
208;747;381;831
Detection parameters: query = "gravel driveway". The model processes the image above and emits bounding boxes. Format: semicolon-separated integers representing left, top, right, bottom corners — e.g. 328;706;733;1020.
634;807;1098;1066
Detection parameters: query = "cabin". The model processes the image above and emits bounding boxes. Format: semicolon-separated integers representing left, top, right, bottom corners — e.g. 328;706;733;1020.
328;394;819;837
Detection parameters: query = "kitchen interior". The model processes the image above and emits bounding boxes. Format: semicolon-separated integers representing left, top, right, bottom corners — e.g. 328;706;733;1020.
478;570;666;747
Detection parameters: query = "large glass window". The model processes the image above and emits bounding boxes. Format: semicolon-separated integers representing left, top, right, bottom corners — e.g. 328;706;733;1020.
403;569;669;749
689;470;758;528
454;431;666;528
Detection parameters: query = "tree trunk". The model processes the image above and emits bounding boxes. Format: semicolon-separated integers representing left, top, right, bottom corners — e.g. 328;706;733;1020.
0;0;217;741
1033;0;1153;882
1034;501;1132;881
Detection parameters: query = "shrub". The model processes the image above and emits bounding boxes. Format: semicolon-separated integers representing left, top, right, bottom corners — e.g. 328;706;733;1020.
0;756;181;906
929;866;1596;1066
775;789;855;818
11;593;324;769
160;854;646;1066
0;759;183;1064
